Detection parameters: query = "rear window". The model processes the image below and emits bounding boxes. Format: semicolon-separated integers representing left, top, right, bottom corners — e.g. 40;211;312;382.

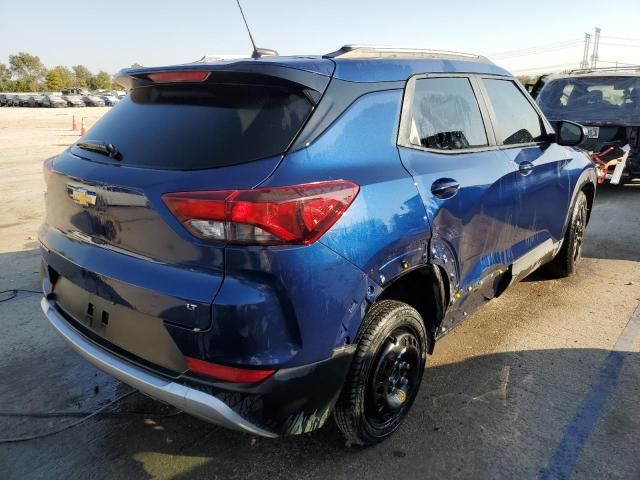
73;83;313;170
537;76;640;124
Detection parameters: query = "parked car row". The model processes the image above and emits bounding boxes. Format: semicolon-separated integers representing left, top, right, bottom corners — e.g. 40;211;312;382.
0;93;124;107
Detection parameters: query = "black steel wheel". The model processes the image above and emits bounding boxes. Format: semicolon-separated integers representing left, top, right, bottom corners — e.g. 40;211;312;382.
334;300;427;446
572;198;587;263
546;191;588;277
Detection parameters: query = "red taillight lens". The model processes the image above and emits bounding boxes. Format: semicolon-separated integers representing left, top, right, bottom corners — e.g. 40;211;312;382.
184;357;275;383
147;71;210;83
162;180;359;245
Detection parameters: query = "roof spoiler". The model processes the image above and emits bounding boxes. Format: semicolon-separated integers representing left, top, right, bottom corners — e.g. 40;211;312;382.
114;62;331;97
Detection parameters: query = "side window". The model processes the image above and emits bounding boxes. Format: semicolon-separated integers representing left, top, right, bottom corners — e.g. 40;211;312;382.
408;77;488;151
483;79;545;145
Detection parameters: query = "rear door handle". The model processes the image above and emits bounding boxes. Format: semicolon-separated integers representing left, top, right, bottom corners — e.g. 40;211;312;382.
431;178;460;199
518;161;534;176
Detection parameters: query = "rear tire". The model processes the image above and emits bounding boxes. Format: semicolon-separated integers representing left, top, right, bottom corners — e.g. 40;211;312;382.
334;300;427;446
547;191;588;277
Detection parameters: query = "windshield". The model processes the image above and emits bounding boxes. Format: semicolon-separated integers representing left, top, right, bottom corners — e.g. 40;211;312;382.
537;76;640;124
72;82;313;170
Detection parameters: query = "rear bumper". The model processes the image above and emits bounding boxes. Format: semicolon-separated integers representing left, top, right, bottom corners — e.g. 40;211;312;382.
41;296;278;437
41;295;355;436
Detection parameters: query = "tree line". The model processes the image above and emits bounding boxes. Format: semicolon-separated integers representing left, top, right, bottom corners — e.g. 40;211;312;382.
0;52;552;94
0;52;136;92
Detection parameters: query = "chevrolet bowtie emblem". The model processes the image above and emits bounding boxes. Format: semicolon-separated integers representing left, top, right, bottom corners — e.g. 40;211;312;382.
69;186;97;207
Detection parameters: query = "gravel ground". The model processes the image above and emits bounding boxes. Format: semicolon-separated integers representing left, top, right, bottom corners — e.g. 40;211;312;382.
0;107;109;253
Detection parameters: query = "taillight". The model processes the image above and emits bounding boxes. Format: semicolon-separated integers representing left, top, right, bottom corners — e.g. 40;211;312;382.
184;357;275;383
147;71;210;83
162;180;359;245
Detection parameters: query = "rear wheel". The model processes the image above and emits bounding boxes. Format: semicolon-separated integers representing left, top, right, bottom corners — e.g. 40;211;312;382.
334;300;427;446
547;191;588;277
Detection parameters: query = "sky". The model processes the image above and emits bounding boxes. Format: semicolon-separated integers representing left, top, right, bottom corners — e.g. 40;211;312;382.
1;0;639;76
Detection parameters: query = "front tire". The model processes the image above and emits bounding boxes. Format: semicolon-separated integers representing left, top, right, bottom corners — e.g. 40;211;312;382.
334;300;427;446
547;191;588;277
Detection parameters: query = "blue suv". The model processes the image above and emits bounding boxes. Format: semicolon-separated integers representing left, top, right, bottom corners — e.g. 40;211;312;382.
39;45;597;445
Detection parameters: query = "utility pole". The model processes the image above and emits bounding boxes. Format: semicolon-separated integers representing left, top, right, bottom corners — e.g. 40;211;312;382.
590;27;601;69
580;33;591;69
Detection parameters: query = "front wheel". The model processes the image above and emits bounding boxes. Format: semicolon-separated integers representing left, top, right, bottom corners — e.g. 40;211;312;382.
334;300;427;446
547;191;588;277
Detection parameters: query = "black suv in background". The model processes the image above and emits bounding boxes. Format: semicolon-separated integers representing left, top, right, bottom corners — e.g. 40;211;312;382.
534;68;640;183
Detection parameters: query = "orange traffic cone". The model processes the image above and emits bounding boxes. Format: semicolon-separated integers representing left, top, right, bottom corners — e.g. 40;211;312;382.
80;118;87;136
71;115;78;131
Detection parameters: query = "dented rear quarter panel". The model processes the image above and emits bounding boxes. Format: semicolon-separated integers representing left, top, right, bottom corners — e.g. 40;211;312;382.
256;89;432;345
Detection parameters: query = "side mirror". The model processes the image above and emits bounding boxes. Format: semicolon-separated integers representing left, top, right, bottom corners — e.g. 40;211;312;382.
555;120;587;146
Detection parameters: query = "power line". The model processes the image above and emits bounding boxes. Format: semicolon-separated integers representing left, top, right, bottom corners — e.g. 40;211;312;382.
511;62;579;73
597;60;640;67
489;42;582;59
487;38;582;55
490;28;640;74
599;42;640;48
600;36;640;43
486;39;583;59
490;43;583;60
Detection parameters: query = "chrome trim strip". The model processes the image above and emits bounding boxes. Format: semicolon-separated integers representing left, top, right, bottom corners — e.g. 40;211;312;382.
41;297;277;438
510;238;559;285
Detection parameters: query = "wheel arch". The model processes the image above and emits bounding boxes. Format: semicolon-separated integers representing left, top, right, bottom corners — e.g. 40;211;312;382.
373;264;449;353
562;166;598;237
581;180;596;224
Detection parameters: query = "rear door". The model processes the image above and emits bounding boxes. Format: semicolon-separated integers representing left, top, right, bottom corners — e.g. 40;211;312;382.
397;75;520;316
42;75;318;331
479;77;571;265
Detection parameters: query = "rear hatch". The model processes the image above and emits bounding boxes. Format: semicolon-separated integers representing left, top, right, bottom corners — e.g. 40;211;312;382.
42;61;333;332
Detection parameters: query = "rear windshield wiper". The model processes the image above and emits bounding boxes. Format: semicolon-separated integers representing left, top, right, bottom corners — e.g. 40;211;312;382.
76;140;121;159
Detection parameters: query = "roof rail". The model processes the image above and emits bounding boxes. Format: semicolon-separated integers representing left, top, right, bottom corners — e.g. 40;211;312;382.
323;44;491;63
567;65;640;74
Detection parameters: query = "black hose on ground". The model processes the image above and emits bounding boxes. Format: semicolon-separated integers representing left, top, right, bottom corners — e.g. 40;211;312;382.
0;289;41;303
0;391;182;444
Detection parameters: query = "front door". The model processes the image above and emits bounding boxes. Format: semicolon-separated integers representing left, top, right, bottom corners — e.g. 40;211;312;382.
479;77;571;272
